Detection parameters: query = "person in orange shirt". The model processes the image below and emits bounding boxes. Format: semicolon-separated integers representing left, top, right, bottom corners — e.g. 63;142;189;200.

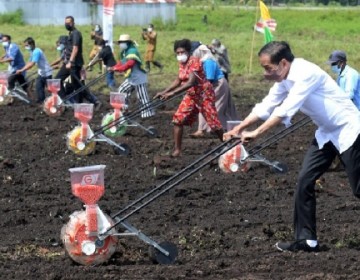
141;24;163;73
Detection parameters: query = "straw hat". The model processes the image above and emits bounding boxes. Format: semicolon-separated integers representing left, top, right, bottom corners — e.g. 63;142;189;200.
117;34;132;42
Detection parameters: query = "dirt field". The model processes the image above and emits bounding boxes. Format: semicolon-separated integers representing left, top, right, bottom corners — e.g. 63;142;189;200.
1;75;360;280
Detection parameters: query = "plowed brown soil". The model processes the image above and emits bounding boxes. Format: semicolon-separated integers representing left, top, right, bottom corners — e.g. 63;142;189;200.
1;75;359;280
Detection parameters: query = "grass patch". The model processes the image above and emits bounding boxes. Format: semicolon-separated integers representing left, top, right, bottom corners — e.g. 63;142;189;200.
0;6;359;77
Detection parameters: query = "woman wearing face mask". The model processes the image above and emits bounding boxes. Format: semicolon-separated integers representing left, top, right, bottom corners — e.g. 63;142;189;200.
16;37;52;104
154;39;224;157
191;44;239;137
110;34;154;119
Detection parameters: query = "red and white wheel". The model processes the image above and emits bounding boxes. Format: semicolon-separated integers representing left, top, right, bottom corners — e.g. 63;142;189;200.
218;144;251;173
43;95;65;117
61;210;118;266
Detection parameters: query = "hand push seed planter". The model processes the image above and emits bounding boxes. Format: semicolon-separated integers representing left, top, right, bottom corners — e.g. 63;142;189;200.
101;92;158;139
66;103;130;156
0;71;32;105
85;92;186;155
43;73;107;117
61;165;178;266
43;79;66;117
61;113;311;266
218;120;289;174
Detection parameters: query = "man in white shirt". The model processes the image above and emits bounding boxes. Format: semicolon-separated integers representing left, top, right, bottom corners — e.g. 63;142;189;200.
224;41;360;253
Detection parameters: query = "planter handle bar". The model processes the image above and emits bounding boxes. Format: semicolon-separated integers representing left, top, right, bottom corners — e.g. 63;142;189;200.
57;71;107;106
89;92;186;141
99;137;241;238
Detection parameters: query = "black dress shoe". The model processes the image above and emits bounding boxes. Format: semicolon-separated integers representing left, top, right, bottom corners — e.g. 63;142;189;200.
275;240;319;252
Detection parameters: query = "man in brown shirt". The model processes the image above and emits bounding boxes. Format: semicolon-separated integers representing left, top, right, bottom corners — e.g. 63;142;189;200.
141;24;163;73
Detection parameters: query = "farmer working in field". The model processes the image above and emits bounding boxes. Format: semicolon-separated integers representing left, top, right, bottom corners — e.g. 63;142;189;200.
16;37;52;104
224;41;360;253
191;44;238;137
110;34;154;119
154;39;224;157
55;16;101;109
0;34;27;93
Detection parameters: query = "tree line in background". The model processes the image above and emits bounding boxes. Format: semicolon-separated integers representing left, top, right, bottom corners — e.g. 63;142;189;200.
181;0;360;6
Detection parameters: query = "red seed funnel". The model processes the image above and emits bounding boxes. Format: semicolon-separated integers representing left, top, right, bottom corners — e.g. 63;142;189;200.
110;92;126;110
69;165;106;235
73;103;94;151
74;103;94;124
46;78;61;94
44;79;63;116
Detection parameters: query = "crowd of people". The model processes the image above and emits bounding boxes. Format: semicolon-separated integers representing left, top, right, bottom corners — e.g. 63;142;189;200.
2;16;360;255
0;15;240;154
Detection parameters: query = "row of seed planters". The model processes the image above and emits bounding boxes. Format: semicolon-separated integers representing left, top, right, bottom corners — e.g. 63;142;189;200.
1;69;297;266
61;131;293;265
61;95;306;266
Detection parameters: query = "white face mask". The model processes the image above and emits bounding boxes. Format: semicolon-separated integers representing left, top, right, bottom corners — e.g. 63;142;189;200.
331;64;341;74
25;46;32;51
177;54;188;63
2;41;9;48
94;26;100;32
147;28;153;32
119;43;128;50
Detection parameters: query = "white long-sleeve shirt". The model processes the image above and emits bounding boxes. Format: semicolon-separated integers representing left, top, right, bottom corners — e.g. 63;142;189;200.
252;58;360;153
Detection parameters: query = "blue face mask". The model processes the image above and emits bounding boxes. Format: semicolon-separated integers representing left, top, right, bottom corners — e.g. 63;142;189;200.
57;44;65;51
331;65;341;74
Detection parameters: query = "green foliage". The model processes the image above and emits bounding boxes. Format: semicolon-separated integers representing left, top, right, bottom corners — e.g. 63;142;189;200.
0;6;360;77
0;9;24;25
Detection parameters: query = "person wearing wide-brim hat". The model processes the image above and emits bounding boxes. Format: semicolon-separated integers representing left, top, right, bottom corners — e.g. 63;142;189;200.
110;34;154;118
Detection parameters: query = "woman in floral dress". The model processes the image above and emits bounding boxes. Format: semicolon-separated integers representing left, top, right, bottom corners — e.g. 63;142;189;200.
154;39;223;157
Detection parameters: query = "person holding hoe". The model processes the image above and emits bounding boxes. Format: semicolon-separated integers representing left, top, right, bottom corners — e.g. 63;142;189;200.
224;41;360;253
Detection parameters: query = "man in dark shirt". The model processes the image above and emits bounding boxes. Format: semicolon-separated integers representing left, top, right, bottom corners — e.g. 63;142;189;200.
87;39;116;90
55;15;101;109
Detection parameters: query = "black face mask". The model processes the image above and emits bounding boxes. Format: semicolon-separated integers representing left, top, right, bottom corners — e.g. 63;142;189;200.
65;23;73;31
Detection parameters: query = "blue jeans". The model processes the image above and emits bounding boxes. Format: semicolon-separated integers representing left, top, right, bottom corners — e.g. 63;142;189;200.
36;74;52;103
106;71;115;88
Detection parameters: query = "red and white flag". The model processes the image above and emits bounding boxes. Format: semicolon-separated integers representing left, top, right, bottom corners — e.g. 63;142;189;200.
255;18;277;34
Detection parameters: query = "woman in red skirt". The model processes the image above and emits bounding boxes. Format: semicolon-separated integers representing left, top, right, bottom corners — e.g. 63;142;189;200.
154;39;223;157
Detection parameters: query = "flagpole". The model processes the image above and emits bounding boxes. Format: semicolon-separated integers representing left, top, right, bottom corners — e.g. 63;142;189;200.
248;0;260;74
103;0;115;51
